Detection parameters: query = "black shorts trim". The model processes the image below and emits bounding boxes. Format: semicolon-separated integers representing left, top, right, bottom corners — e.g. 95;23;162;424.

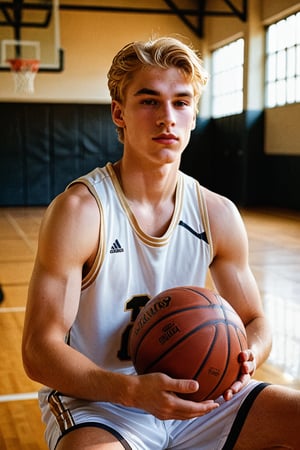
55;422;132;450
222;382;270;450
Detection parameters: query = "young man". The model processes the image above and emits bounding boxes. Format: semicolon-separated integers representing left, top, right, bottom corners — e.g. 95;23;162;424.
22;36;300;450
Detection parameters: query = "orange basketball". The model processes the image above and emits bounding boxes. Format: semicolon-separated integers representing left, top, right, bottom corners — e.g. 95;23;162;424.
129;286;247;402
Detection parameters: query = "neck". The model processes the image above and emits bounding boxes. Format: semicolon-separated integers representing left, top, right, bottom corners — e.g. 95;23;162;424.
113;159;179;204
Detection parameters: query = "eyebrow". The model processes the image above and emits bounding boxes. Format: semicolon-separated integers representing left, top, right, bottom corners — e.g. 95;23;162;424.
134;88;158;96
134;88;193;98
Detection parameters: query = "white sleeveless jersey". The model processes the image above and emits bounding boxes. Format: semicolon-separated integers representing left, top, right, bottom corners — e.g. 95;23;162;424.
67;162;213;375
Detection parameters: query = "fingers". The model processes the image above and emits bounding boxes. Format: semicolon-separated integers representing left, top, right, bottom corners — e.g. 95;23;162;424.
223;373;251;401
141;374;220;420
223;351;256;402
238;349;253;362
239;349;256;375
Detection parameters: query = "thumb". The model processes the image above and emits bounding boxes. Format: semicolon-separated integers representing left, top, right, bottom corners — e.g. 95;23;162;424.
171;378;199;394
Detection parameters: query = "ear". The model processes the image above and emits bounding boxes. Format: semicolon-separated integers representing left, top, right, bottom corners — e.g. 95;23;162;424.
111;100;125;127
191;114;197;131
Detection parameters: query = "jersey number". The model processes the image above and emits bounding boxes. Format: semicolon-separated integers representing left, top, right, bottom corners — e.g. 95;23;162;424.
117;294;150;361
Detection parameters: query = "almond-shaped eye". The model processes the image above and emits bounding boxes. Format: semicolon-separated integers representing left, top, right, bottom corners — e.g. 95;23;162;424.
141;99;158;105
175;100;190;107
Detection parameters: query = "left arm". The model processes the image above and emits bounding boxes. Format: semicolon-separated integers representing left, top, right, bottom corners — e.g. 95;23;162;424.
206;190;272;396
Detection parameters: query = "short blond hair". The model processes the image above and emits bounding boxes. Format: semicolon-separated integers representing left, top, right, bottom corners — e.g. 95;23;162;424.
107;36;208;142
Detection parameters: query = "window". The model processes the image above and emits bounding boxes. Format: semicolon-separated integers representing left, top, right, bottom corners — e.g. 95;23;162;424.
265;12;300;107
211;38;244;118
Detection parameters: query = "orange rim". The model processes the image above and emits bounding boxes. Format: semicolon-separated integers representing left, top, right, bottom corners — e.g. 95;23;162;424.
7;58;40;72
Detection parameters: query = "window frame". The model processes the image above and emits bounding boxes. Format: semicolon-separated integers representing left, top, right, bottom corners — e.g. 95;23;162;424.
265;11;300;108
211;37;245;119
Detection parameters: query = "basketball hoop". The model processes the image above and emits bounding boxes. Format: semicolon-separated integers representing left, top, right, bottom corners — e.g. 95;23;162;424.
7;58;40;95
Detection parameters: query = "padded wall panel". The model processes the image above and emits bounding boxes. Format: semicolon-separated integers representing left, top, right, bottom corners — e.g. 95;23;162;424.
23;104;52;205
51;104;82;196
80;104;122;174
210;113;247;205
0;104;25;205
0;103;121;205
244;110;266;206
180;117;214;190
263;155;300;209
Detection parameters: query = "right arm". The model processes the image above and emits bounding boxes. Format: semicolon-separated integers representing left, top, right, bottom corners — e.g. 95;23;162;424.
22;183;108;399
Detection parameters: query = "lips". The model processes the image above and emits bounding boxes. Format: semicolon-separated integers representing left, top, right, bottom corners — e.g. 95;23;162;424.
153;134;178;143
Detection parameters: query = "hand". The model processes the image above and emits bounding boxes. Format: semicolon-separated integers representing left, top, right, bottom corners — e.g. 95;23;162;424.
133;372;219;420
222;349;256;401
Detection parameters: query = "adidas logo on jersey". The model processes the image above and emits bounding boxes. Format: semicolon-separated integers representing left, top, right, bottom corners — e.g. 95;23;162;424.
110;239;124;253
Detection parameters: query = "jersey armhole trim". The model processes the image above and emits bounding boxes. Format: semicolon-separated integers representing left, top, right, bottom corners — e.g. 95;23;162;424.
196;183;213;264
67;178;105;291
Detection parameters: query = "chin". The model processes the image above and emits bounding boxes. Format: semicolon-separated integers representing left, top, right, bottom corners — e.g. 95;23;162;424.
158;148;182;164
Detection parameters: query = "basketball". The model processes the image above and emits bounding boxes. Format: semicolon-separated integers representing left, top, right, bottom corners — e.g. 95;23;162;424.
129;286;248;402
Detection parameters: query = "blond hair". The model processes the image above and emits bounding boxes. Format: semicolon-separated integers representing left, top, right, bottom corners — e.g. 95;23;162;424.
107;36;208;142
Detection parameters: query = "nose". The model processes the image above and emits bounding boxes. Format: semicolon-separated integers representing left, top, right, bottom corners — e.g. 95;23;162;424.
156;103;175;128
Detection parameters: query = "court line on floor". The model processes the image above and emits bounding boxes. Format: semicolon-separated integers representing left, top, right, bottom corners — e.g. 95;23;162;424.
4;210;38;253
0;306;25;312
0;392;38;402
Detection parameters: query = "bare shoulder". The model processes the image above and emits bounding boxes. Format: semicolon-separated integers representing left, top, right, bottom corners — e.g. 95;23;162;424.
47;182;98;220
39;182;100;264
202;187;242;225
201;187;247;254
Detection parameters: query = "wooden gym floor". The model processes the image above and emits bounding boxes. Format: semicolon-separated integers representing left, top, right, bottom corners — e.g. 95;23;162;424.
0;205;299;449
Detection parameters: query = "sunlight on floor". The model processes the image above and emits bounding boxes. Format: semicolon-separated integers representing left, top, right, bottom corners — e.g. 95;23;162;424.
264;293;300;381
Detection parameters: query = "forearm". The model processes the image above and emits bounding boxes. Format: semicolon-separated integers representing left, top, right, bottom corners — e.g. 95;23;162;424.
245;316;272;368
23;339;133;405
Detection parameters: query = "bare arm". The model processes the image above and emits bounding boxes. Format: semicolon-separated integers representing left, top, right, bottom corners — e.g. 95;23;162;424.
207;191;272;386
22;183;219;419
22;184;109;398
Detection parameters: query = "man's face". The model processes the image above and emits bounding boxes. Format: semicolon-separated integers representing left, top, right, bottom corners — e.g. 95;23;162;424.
112;66;196;167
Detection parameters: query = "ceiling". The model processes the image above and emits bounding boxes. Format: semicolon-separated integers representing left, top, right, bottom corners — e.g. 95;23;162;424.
0;0;248;38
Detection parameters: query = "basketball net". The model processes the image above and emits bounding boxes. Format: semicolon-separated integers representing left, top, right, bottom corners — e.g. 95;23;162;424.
7;59;40;95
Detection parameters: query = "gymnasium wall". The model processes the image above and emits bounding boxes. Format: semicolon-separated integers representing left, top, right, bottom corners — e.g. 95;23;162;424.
0;0;299;209
202;0;300;208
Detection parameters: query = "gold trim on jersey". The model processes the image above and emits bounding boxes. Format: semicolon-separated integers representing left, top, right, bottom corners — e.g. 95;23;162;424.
107;162;184;248
196;183;214;264
66;178;106;291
